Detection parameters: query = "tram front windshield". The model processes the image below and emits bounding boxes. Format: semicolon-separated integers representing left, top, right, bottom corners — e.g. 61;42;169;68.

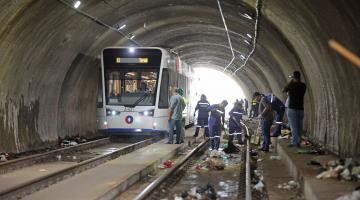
105;68;159;106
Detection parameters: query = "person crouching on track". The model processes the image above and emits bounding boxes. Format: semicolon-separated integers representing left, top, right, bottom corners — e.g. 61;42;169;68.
167;88;186;144
208;100;228;150
229;100;244;145
193;94;210;138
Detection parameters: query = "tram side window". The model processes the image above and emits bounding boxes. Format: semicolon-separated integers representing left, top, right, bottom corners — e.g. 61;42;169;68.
159;69;169;108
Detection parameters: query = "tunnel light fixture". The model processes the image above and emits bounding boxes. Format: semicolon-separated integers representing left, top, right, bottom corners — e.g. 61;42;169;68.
118;24;126;30
242;13;252;20
240;55;245;60
129;47;135;53
129;35;135;40
247;33;252;39
233;0;260;74
73;1;81;8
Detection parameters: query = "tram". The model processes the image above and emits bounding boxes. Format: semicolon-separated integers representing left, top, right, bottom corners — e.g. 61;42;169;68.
97;47;194;136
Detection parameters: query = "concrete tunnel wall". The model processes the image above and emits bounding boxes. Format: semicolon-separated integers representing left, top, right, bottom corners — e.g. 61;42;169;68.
0;0;359;158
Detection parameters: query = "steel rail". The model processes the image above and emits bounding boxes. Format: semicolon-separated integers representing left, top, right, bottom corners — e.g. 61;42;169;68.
0;137;110;174
0;139;153;200
133;139;209;200
241;121;252;200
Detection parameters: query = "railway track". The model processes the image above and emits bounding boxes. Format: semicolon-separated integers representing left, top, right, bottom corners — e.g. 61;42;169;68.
133;122;254;200
0;137;110;174
0;138;155;200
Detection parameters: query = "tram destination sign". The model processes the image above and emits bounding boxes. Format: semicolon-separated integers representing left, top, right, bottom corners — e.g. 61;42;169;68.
103;48;162;67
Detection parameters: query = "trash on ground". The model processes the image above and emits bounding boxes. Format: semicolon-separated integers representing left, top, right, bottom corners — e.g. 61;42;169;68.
0;153;8;162
254;180;265;192
307;160;322;166
316;158;360;181
336;190;360;200
209;150;225;158
39;169;48;172
277;180;300;190
270;155;281;160
163;160;173;168
205;158;225;170
223;142;240;154
176;183;217;200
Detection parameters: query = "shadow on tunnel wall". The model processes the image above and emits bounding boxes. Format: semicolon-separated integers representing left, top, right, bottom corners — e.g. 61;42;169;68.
57;54;100;140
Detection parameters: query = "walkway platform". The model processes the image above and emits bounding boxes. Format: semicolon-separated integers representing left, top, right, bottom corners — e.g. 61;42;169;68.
262;138;358;200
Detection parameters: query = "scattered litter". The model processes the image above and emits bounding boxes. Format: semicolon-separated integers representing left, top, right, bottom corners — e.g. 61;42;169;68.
307;160;322;166
205;158;225;170
60;140;78;147
336;190;360;200
223;141;240;154
56;155;62;161
177;183;217;200
195;163;207;171
0;154;8;162
209;150;225;158
174;196;183;200
163;160;173;168
0;153;10;162
277;180;299;190
254;180;265;192
316;158;360;182
270;155;281;160
39;169;48;172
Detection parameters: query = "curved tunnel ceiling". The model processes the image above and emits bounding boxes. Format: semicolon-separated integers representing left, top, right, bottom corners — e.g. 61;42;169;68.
0;0;359;157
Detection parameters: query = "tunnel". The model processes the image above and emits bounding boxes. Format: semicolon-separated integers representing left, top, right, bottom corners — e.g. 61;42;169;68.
0;0;359;159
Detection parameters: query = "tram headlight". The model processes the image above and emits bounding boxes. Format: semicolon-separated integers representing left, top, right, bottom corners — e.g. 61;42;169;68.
139;109;154;116
106;109;121;116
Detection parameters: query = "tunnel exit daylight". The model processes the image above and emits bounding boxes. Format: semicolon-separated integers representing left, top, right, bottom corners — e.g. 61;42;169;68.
192;67;245;118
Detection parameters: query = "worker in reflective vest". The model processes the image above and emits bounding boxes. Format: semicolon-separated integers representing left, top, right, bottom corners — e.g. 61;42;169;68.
266;93;285;137
229;100;244;145
208;100;228;150
193;94;210;137
249;97;259;118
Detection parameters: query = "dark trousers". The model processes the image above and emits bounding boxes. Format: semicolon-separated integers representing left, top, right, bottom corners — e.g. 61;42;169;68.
261;119;271;150
271;108;285;136
168;119;182;144
194;118;209;137
229;124;242;144
209;117;221;150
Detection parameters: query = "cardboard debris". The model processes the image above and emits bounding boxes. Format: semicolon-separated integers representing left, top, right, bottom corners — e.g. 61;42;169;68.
205;158;225;170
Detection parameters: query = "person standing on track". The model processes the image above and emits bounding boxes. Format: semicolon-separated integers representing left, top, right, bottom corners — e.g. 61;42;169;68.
228;100;244;145
193;94;210;138
244;99;249;115
167;88;186;144
266;93;285;137
208;100;228;150
254;92;274;152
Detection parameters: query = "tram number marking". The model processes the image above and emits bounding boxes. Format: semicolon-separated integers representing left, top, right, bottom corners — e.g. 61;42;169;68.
124;107;134;112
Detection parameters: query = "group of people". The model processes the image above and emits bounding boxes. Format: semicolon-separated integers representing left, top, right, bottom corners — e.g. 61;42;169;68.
167;70;306;152
253;70;307;152
193;96;246;150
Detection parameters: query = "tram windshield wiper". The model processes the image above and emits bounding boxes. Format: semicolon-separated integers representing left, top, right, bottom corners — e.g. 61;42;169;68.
127;91;151;108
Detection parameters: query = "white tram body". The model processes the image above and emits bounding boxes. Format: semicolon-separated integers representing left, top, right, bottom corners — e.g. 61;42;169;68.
97;47;194;136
